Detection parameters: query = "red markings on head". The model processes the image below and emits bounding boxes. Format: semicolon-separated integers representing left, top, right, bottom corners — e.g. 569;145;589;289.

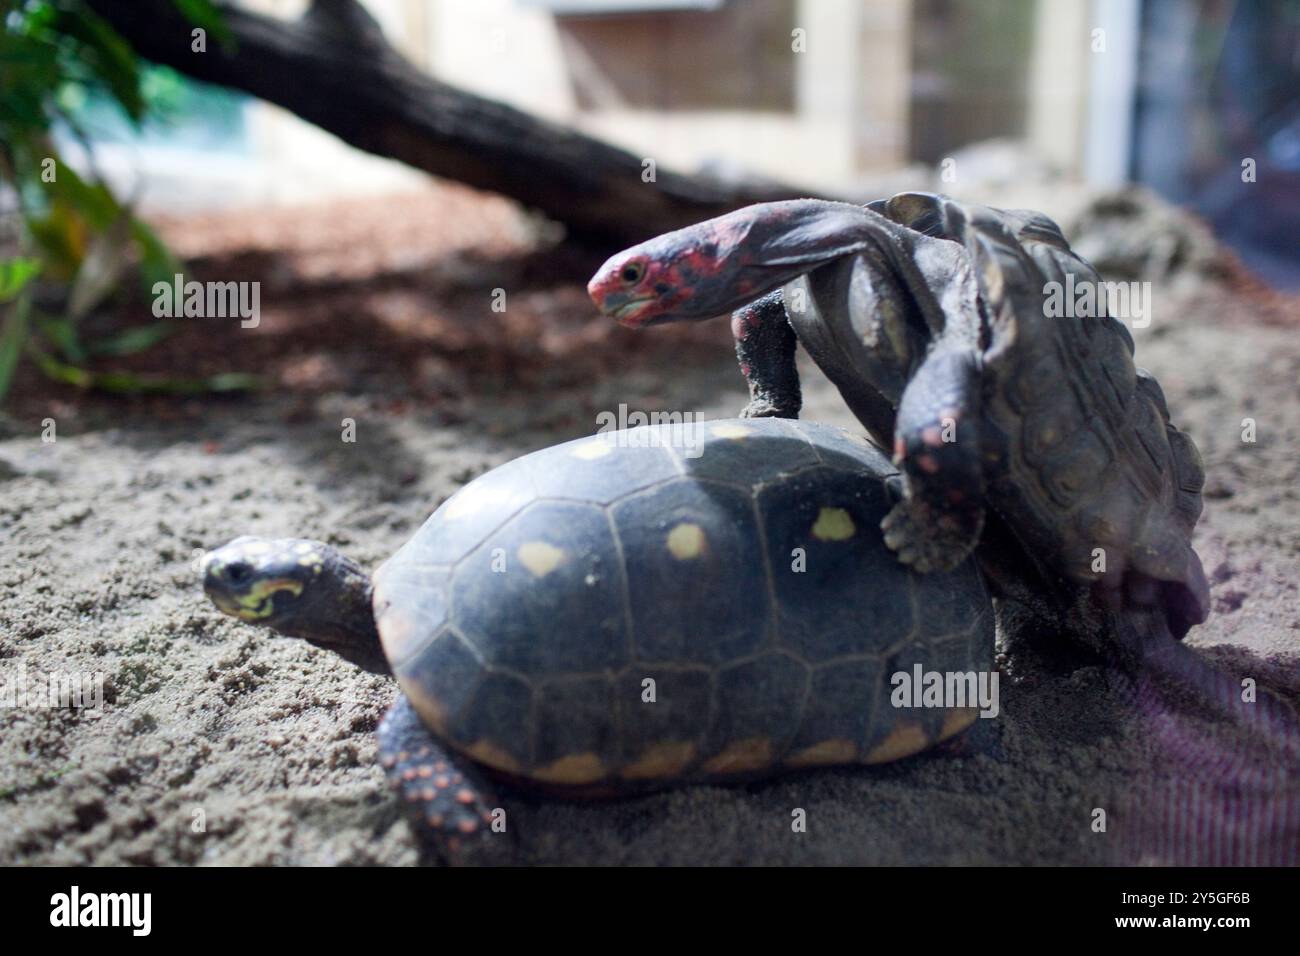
589;207;766;325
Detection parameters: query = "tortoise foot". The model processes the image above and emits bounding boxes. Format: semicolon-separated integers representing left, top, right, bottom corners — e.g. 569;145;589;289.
739;398;798;420
881;498;982;574
378;697;516;866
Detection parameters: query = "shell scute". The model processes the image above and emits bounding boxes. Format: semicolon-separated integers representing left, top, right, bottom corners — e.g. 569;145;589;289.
522;430;681;505
533;675;617;776
759;465;915;662
615;666;711;775
788;659;883;761
449;500;628;677
704;652;808;772
612;477;768;665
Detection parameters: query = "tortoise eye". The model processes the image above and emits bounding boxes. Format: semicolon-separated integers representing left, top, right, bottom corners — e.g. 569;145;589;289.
620;261;645;285
225;561;253;584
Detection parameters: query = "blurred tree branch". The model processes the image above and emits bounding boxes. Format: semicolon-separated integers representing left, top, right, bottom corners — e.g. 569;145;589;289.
85;0;823;246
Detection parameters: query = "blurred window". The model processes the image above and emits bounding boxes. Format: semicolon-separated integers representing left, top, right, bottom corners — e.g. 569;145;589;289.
1134;0;1300;287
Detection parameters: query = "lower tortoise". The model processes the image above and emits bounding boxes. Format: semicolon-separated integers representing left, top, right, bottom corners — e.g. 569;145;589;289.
202;417;992;863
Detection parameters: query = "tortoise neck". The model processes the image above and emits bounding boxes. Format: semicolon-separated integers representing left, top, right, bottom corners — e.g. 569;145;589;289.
726;202;923;304
290;553;390;676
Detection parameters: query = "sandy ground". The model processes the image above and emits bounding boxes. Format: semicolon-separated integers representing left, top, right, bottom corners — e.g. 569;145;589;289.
0;184;1296;865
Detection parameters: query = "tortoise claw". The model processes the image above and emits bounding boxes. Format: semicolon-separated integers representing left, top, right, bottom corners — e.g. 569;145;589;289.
739;398;797;420
881;499;981;574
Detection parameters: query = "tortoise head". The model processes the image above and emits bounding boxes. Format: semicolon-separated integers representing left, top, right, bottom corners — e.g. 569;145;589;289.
202;536;390;675
588;199;889;328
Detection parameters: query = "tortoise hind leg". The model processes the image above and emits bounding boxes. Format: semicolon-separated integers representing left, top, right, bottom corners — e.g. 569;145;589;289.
378;696;515;865
882;348;986;573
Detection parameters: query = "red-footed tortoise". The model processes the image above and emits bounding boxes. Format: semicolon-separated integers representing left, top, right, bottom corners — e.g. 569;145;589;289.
202;417;993;863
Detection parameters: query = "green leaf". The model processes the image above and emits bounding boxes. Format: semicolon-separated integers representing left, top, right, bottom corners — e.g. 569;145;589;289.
34;313;85;363
40;155;123;230
86;320;177;357
203;372;262;393
27;348;90;387
174;0;234;47
28;347;261;395
50;7;146;123
24;200;89;282
0;258;42;303
0;294;33;402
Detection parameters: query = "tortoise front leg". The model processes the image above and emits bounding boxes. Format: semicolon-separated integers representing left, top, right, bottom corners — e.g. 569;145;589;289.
378;696;515;865
731;289;801;419
882;348;986;573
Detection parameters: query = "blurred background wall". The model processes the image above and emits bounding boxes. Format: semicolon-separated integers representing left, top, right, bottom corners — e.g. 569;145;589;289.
69;0;1300;284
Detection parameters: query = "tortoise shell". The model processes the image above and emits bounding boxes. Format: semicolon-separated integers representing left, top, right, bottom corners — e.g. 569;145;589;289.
869;193;1209;633
371;417;992;790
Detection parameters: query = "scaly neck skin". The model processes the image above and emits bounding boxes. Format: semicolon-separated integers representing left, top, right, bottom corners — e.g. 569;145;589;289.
280;553;390;676
721;201;908;310
701;200;959;335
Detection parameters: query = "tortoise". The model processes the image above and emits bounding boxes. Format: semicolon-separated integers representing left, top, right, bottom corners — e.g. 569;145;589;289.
588;193;1209;656
202;417;993;862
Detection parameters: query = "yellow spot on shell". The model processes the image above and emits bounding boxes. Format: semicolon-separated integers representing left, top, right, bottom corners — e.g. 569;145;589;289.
666;523;706;560
240;541;272;556
864;724;929;764
572;439;614;460
620;742;697;780
709;423;752;439
702;737;773;775
811;506;855;541
786;738;857;768
532;753;606;785
443;485;516;521
464;739;522;774
938;708;979;742
518;541;565;577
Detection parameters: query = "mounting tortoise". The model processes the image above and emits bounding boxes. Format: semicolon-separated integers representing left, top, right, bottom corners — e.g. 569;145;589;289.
588;193;1209;658
202;417;992;862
